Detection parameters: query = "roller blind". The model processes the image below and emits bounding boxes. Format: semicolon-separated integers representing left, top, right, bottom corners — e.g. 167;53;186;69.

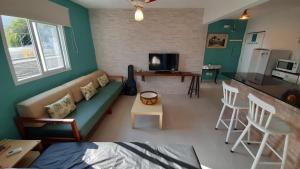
0;0;70;27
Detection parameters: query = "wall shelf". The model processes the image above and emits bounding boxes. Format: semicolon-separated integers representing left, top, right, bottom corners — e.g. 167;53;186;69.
134;71;195;82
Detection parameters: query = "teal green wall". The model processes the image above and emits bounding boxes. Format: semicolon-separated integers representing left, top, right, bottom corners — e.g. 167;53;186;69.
0;0;97;139
203;20;247;80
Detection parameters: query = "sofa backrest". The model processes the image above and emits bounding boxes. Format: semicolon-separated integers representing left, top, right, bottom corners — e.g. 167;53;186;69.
62;75;91;103
17;85;72;127
17;70;106;127
85;70;105;89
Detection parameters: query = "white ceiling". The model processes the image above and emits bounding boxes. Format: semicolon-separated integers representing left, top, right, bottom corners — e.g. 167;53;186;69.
71;0;300;23
222;0;300;20
71;0;207;9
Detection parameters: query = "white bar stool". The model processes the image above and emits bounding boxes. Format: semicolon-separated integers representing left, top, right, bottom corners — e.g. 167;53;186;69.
231;93;292;169
215;81;248;144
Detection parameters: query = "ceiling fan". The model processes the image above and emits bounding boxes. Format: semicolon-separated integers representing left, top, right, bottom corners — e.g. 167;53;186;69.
129;0;158;21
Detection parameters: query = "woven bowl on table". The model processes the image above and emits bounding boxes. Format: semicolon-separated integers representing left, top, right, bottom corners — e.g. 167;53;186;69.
140;91;158;105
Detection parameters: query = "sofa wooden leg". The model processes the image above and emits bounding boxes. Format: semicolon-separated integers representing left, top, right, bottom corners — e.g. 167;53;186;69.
107;107;112;115
71;121;81;142
15;118;27;139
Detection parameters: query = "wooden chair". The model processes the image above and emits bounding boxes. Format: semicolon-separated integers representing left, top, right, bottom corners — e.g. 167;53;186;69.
231;93;292;169
215;81;248;144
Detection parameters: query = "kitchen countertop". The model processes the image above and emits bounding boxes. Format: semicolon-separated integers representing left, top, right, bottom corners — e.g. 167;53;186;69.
223;72;300;109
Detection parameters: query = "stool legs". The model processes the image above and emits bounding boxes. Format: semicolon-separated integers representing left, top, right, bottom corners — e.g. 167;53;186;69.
232;124;290;169
216;105;240;144
225;108;236;144
231;123;251;152
251;133;269;169
247;126;251;143
215;104;239;144
281;135;289;169
188;75;200;98
188;76;195;95
215;104;226;129
188;76;195;98
196;75;200;98
197;75;200;98
234;109;240;129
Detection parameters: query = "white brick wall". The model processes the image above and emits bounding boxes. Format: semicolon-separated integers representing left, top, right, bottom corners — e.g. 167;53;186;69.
90;9;207;94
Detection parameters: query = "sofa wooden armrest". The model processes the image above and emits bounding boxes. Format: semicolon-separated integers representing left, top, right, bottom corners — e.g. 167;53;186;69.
109;75;124;82
16;117;81;142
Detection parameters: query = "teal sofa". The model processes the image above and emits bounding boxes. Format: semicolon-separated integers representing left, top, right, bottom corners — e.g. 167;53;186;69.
16;70;123;142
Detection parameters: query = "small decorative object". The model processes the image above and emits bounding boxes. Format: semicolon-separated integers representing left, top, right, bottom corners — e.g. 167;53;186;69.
281;89;300;107
206;33;228;48
140;91;158;105
135;67;143;72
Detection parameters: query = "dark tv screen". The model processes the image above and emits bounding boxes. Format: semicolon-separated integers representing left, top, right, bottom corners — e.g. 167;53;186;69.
149;53;179;71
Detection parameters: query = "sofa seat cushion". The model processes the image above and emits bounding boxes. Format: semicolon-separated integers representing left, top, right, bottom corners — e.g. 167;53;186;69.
26;81;123;139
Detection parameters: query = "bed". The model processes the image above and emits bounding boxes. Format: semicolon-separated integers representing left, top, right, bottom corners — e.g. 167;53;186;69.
31;142;202;169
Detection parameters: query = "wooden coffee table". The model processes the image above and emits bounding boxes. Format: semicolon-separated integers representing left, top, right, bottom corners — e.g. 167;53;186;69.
0;140;42;168
131;93;163;129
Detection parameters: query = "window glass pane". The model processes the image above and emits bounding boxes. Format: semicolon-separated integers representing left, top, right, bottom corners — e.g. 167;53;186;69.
1;16;42;81
36;23;64;71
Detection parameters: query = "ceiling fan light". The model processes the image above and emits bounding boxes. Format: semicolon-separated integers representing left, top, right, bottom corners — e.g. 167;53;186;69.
135;7;144;21
240;9;250;20
145;0;156;3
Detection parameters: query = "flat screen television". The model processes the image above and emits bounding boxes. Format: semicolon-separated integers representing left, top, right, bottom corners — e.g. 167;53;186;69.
149;53;179;71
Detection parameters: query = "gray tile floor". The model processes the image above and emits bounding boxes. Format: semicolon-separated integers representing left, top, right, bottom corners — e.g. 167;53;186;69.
90;83;278;169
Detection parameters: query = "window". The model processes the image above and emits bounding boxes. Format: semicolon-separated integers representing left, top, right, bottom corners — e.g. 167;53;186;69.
0;15;70;85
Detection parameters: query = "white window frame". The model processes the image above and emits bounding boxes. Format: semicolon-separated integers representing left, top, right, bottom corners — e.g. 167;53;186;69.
0;15;71;86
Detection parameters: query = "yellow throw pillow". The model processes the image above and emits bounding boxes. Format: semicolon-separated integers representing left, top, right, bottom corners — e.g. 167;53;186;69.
45;94;76;119
80;82;97;101
97;74;110;87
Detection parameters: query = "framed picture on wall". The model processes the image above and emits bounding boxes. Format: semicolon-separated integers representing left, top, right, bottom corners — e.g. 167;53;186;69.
206;33;228;48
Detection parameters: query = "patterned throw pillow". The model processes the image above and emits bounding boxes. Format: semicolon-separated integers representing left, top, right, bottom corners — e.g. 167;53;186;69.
97;74;110;87
80;82;97;101
45;94;76;119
